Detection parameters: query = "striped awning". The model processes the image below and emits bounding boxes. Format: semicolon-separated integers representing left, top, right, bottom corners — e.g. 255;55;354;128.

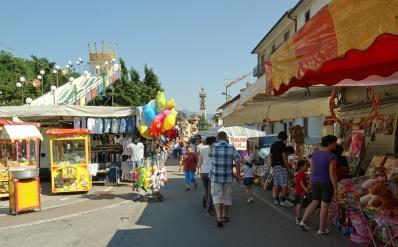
265;0;398;95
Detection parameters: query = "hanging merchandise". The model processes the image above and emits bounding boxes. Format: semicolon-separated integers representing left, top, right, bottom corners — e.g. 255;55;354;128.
126;117;135;134
383;115;395;135
348;130;365;157
74;117;81;129
104;118;111;133
111;118;120;134
81;117;87;128
119;118;127;134
93;118;103;134
87;118;96;133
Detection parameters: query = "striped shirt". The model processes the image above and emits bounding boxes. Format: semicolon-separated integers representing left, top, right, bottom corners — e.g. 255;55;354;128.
209;141;241;183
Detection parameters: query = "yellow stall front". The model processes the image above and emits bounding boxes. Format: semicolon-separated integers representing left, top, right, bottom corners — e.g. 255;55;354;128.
47;129;91;193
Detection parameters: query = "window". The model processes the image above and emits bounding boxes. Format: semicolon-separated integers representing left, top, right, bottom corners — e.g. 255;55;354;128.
284;31;290;42
271;44;276;54
303;118;308;137
305;10;311;23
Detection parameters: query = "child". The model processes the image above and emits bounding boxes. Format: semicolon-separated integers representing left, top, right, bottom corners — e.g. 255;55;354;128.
295;159;310;224
131;167;140;192
182;147;198;191
242;156;254;203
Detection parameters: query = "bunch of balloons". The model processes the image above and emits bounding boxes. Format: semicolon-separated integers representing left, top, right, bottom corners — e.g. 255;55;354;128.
139;92;178;142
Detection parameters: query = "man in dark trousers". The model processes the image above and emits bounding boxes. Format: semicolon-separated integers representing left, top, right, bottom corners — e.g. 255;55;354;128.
270;131;294;207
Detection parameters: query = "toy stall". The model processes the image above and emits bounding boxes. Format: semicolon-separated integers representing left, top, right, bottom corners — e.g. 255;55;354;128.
47;128;91;194
0;119;42;215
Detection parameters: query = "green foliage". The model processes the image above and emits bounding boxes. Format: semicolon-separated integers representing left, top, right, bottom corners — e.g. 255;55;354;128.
93;58;163;107
198;113;211;130
0;50;80;105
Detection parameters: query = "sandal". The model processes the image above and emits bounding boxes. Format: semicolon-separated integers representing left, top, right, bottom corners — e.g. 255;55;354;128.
217;218;224;228
317;229;330;235
222;217;230;223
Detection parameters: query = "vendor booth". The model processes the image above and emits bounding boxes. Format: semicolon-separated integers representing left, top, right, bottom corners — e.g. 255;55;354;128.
47;128;91;193
0;119;42;214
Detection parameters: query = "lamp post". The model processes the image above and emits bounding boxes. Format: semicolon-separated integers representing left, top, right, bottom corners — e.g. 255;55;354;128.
25;97;32;106
51;85;57;105
39;70;45;95
54;64;60;87
18;76;26;104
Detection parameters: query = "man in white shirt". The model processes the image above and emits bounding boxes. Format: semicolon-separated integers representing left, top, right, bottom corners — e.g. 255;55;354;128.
198;136;217;215
127;141;141;168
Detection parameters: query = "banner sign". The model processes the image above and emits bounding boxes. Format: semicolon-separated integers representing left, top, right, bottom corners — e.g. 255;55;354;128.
229;136;247;151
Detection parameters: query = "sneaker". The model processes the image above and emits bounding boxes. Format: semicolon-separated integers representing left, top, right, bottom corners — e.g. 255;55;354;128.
273;199;280;205
317;229;330;235
280;201;295;207
295;217;302;225
299;221;310;231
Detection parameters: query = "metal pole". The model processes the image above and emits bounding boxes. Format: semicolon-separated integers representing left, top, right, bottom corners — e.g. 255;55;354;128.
53;91;56;105
56;73;59;88
225;86;228;102
41;77;44;95
21;83;24;105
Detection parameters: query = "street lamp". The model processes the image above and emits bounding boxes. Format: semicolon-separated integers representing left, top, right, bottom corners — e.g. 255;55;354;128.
51;85;57;105
39;70;45;95
25;97;32;106
18;76;26;104
54;65;61;87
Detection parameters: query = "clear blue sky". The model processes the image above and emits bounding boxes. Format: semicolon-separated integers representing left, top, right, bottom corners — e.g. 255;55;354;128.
1;0;297;113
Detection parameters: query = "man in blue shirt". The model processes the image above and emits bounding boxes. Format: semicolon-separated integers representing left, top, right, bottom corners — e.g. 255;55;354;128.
209;131;241;228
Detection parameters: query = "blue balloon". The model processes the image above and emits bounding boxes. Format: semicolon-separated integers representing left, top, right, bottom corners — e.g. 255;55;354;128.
143;104;156;124
160;135;166;143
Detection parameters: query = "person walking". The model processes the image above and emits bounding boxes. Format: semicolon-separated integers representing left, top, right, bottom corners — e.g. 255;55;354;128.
242;155;254;203
182;147;198;191
270;131;295;207
295;159;310;224
198;136;217;215
300;135;338;235
209;131;241;228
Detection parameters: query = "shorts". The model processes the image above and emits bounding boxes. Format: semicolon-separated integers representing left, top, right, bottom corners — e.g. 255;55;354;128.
312;182;334;203
243;177;254;187
295;193;311;207
184;171;196;184
211;182;232;206
272;166;288;187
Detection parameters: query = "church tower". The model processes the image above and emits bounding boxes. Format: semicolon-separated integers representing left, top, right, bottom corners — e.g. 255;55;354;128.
199;87;206;119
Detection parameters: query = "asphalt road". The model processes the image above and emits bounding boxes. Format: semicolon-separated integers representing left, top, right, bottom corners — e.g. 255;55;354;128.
0;159;348;247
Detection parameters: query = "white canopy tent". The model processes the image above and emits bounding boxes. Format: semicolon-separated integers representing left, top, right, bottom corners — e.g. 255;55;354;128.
0;105;135;119
198;125;267;138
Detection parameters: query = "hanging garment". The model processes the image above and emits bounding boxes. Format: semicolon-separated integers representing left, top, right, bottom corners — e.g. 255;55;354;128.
119;118;127;134
74;117;81;129
111;118;120;134
104;119;111;133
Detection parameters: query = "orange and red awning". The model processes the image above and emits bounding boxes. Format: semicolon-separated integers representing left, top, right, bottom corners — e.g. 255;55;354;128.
265;0;398;95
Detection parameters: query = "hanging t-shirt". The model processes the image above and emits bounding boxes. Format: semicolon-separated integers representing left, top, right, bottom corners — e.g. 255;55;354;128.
111;118;120;134
81;117;87;128
119;118;127;134
104;119;111;133
126;117;134;134
87;118;96;133
74;117;81;129
94;118;103;134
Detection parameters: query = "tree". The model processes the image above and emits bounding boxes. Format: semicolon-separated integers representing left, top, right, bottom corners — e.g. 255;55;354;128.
93;58;163;107
198;114;211;130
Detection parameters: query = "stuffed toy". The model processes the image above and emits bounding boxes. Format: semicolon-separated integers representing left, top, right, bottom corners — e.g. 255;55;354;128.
370;181;398;210
359;178;383;207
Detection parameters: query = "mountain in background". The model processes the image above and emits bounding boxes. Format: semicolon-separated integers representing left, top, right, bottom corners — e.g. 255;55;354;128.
179;109;214;121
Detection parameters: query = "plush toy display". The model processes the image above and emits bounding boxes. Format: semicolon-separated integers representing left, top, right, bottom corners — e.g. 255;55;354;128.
370;181;398;210
359;178;383;207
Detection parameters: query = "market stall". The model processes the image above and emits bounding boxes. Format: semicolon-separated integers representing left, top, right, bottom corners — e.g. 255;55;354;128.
47;128;91;193
0;119;42;214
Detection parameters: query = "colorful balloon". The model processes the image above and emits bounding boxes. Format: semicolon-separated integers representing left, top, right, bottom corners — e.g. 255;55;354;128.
156;92;166;111
143;104;156;124
162;110;178;131
139;124;153;140
150;118;162;135
165;99;176;110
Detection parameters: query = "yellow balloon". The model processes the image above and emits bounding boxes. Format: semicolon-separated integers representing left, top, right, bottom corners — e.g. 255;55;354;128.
162;110;178;131
166;99;176;109
139;124;153;140
156;92;166;111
